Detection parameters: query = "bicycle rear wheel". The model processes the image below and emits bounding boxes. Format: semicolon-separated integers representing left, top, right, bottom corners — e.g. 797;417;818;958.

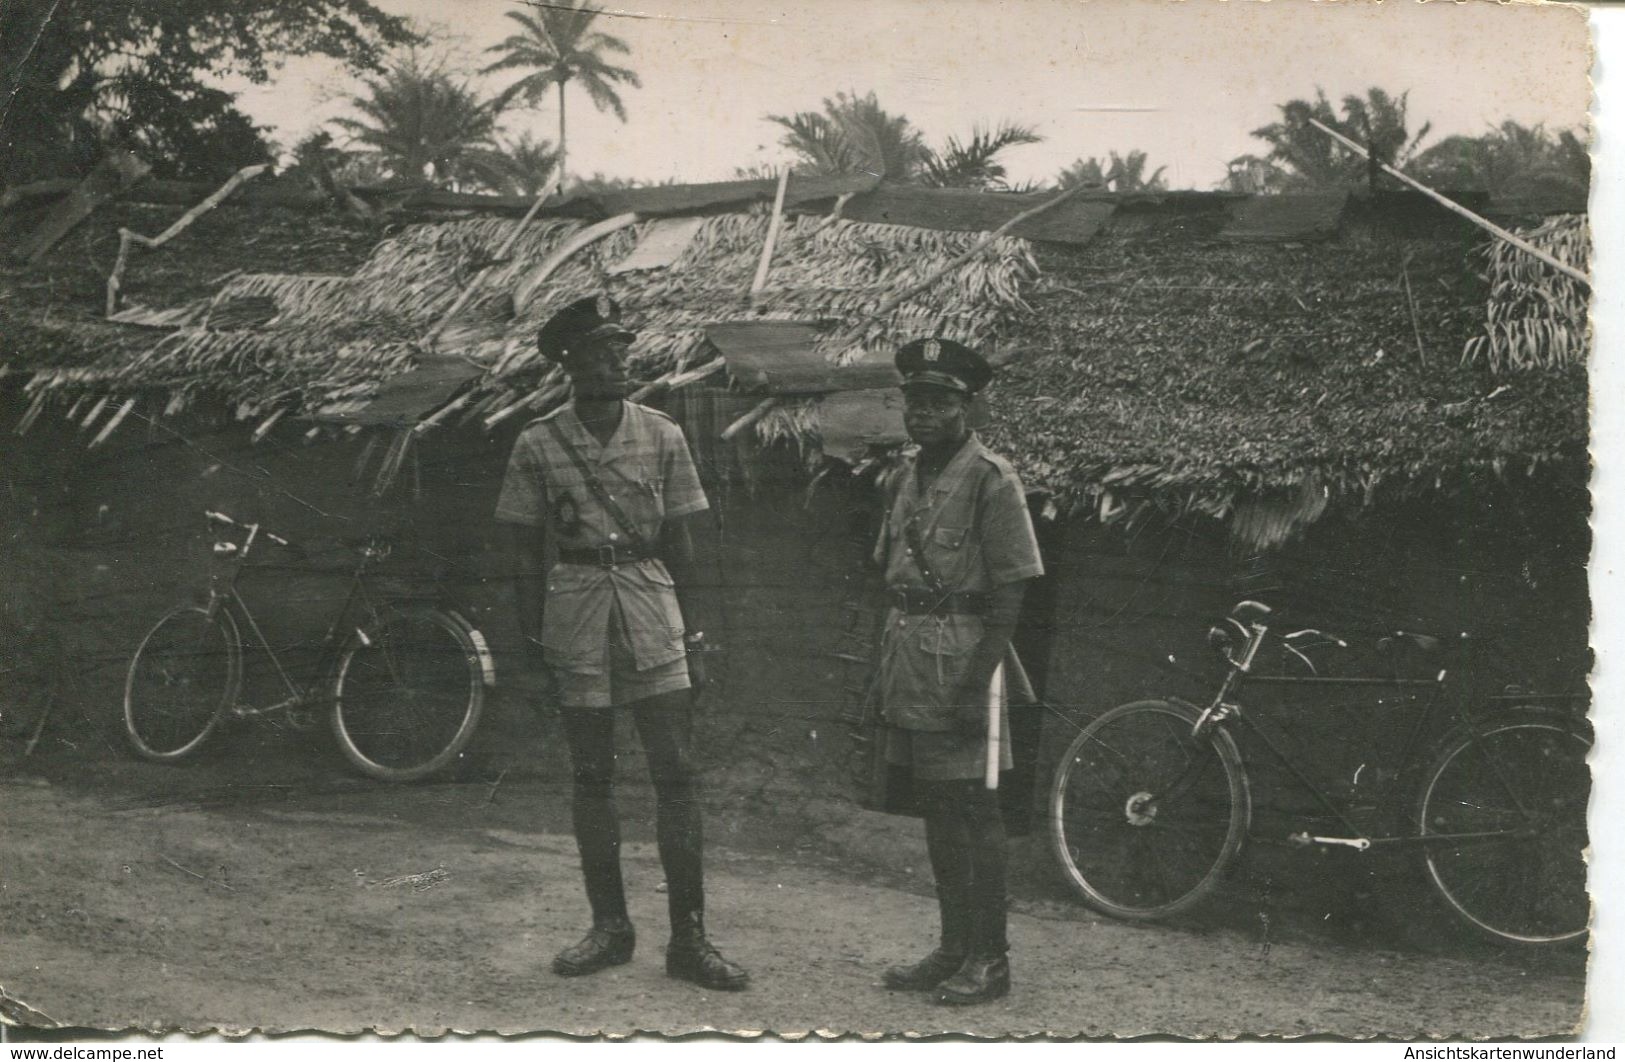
1048;699;1251;921
1416;710;1591;945
124;606;241;762
331;607;484;782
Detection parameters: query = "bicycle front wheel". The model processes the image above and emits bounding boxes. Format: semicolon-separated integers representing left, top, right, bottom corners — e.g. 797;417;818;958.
124;606;241;762
331;607;484;782
1049;699;1251;921
1417;710;1591;946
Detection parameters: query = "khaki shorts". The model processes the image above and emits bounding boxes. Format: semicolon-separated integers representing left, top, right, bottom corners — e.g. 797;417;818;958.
554;598;691;710
884;715;1014;782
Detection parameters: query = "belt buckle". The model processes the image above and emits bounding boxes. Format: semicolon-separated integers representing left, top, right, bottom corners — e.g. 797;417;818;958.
597;544;617;569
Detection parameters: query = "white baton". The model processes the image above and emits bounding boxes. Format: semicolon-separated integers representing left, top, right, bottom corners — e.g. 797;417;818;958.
984;662;1003;790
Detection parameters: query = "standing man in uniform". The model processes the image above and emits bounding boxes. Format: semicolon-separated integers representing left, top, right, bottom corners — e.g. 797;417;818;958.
874;338;1044;1006
494;294;749;992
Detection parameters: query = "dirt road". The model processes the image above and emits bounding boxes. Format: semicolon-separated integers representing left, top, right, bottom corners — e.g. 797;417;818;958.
0;742;1586;1041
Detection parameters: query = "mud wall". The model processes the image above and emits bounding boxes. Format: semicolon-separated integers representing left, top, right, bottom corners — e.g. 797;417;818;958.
2;384;1590;837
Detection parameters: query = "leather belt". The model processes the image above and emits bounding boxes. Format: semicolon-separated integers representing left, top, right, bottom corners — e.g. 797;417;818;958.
888;586;988;616
558;544;654;568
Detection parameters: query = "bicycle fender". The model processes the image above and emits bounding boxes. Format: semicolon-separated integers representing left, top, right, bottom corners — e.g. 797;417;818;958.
443;608;499;689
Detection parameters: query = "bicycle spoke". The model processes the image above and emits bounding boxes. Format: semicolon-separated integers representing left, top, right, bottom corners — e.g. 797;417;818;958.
334;610;481;780
1051;701;1246;921
1420;718;1589;943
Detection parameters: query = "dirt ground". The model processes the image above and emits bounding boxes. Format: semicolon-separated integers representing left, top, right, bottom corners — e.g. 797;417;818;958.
0;705;1590;1044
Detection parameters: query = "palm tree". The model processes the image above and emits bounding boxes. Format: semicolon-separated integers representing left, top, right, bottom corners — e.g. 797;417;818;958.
768;91;929;180
1411;121;1589;202
768;91;1040;189
1249;87;1431;191
333;57;508;190
481;2;640;188
922;123;1043;189
1056;150;1167;192
491;131;560;195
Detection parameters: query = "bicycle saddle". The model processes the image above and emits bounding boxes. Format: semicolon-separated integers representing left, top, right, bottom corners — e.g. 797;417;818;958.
1377;631;1442;654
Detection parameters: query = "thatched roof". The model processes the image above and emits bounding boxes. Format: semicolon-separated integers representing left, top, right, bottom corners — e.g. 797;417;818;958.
980;198;1588;544
0;182;1589;546
8;203;1034;435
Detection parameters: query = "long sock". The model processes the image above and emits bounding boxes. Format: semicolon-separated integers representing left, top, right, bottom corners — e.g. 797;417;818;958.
633;694;705;933
560;707;629;923
956;780;1009;956
920;781;972;954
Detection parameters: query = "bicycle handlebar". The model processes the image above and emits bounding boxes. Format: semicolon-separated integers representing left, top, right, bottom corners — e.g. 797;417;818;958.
205;510;296;553
1207;600;1273;673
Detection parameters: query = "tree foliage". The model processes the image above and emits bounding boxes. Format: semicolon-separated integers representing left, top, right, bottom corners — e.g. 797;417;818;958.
481;2;639;187
332;56;511;190
1231;87;1431;192
1411;121;1589;202
0;0;418;184
1056;150;1167;192
767;91;1040;189
922;123;1044;190
491;132;561;195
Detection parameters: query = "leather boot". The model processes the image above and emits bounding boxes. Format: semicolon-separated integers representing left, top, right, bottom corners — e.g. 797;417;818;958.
666;912;750;991
552;917;635;977
934;907;1010;1005
934;953;1010;1005
884;884;970;990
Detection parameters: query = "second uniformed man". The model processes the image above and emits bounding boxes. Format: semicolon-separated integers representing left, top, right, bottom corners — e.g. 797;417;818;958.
874;337;1044;1005
494;295;749;992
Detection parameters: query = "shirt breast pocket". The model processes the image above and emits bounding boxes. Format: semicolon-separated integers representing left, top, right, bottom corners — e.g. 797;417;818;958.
932;526;968;550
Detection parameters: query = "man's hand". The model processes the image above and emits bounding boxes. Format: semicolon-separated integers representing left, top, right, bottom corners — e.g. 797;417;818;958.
685;633;710;700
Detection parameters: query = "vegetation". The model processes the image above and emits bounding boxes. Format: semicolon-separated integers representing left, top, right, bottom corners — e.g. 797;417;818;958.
0;0;417;184
482;2;640;189
1463;214;1588;374
1411;122;1589;202
767;91;1042;190
331;56;509;190
1056;151;1168;192
1224;87;1429;193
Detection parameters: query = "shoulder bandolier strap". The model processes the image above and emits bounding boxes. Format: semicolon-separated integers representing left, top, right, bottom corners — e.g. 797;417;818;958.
541;418;653;554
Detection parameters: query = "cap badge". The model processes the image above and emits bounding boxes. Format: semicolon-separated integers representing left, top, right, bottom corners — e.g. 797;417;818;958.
923;339;942;362
594;293;614;319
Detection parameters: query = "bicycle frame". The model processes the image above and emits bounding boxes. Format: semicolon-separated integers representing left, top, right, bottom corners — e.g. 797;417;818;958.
1185;604;1574;854
202;520;389;720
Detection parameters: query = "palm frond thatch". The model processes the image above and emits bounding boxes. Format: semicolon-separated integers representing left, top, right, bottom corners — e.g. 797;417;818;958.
1462;214;1589;374
21;212;1037;444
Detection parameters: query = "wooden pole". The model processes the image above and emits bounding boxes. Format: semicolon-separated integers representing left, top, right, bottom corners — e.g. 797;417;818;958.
510;211;639;313
426;171;565;346
106;163;269;315
19;151;151;265
721;183;1088;443
1307;118;1591;288
627;356;725;402
718;396;777;442
830;182;1088;347
749;168;791;303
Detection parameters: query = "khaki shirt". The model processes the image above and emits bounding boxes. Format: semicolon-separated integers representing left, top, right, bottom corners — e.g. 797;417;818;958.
873;433;1044;731
494;401;708;674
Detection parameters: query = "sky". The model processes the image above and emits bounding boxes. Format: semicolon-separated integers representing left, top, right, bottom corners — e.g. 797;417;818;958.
229;0;1594;190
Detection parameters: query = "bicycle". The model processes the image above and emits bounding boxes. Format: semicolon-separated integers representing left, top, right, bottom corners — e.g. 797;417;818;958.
1046;599;1590;947
123;510;496;782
